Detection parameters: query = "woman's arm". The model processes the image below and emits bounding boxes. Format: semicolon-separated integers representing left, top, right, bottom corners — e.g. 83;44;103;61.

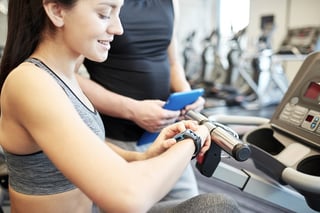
7;64;210;212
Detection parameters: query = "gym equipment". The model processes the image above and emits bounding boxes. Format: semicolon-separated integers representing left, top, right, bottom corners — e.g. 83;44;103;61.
245;49;290;109
182;31;202;83
186;110;251;164
200;29;228;85
229;26;290;110
196;26;287;109
189;28;255;107
199;29;249;107
192;51;320;212
278;27;320;55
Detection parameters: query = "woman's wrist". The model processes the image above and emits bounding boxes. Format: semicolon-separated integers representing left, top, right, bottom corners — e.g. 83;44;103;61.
174;129;202;159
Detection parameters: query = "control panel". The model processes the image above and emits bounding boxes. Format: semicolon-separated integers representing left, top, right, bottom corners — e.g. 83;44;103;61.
271;52;320;149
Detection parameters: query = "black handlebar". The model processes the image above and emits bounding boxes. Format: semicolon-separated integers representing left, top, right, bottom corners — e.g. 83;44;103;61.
186;110;251;177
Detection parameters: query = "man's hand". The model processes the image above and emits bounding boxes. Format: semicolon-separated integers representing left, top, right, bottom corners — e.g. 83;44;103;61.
131;100;180;133
180;96;205;120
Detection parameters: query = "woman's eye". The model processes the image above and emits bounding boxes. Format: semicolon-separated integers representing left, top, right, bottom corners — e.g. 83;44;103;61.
99;14;111;20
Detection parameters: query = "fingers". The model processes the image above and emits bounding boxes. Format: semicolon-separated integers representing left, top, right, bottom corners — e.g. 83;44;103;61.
190;125;211;157
151;113;186;132
184;96;205;112
163;138;177;148
160;120;197;137
148;109;180;132
198;137;211;157
175;120;198;132
158;120;212;159
149;118;179;132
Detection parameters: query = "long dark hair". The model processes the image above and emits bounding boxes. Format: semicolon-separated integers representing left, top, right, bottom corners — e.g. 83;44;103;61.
0;0;77;93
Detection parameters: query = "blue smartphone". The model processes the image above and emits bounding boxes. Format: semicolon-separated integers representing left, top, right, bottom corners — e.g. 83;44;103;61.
137;88;204;146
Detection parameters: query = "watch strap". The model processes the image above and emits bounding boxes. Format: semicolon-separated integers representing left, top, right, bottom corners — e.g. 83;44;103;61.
174;129;202;159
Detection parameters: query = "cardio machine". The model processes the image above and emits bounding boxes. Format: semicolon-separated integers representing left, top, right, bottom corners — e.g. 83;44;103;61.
187;51;320;212
0;53;319;212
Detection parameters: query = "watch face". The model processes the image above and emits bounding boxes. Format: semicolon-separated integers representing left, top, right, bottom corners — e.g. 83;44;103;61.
174;129;198;141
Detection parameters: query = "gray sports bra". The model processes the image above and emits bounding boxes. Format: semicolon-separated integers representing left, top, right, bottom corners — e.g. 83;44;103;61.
4;58;105;195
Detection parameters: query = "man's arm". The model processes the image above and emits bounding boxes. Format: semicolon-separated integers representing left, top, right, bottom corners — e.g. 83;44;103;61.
168;1;191;92
75;56;180;133
76;74;139;119
169;0;205;113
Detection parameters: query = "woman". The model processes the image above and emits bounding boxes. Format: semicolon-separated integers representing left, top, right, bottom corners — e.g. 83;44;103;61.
0;0;240;213
77;0;204;201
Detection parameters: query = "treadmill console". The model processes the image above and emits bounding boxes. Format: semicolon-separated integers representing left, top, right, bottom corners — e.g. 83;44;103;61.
271;52;320;149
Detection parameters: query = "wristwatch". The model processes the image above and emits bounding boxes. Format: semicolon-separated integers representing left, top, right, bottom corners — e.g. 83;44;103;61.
174;129;202;159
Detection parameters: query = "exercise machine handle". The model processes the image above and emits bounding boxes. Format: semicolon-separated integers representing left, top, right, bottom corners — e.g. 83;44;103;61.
186;110;251;162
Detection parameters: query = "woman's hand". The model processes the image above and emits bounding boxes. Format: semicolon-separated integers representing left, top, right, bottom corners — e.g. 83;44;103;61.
143;120;211;160
143;120;198;159
194;125;211;157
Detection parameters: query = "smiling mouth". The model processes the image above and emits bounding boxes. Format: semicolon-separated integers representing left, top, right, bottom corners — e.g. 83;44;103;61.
98;40;110;50
98;40;108;44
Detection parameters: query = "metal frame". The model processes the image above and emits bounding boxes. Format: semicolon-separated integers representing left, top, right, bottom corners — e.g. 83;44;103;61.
212;162;317;212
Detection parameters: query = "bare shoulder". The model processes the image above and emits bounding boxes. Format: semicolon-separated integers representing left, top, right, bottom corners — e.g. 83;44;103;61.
2;62;60;104
1;61;71;127
4;62;54;92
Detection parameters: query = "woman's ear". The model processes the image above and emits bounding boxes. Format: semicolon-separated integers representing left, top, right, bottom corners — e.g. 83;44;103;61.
43;1;65;27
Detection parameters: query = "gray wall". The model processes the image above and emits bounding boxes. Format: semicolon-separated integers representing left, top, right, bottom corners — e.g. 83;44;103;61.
247;0;320;51
178;0;320;81
247;0;320;81
0;13;6;47
2;0;320;50
0;0;7;46
177;0;217;52
1;0;320;80
177;0;320;51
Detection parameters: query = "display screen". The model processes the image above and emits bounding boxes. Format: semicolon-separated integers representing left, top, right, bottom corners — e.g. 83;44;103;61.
305;114;314;122
304;82;320;100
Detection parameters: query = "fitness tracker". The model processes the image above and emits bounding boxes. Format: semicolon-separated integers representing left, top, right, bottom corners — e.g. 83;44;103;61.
174;129;202;159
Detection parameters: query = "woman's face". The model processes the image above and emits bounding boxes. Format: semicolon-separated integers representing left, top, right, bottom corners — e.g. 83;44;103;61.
61;0;124;62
